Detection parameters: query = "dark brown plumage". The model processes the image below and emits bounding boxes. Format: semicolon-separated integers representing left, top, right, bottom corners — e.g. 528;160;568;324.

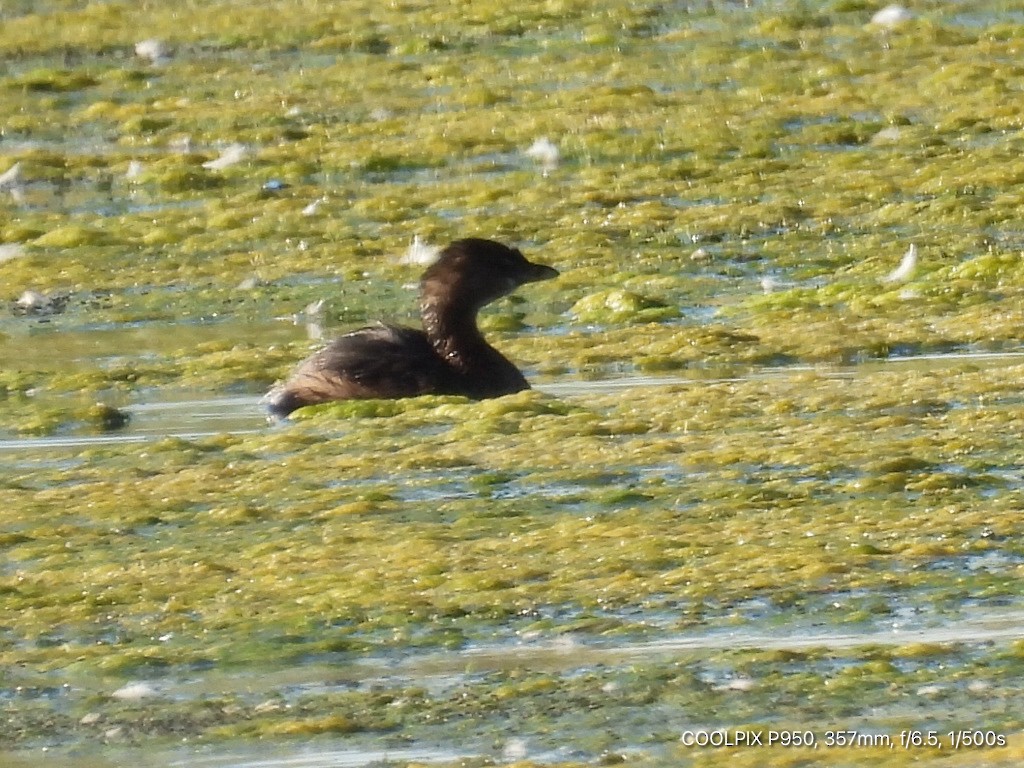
265;238;558;417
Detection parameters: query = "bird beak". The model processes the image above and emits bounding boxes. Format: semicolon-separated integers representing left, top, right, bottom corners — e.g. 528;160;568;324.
526;263;559;283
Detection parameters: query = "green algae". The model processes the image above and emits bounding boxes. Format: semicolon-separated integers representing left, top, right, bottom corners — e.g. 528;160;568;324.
0;1;1022;368
3;0;1024;763
4;364;1024;759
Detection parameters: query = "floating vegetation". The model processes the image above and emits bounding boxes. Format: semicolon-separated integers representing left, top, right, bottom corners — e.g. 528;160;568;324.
1;0;1024;765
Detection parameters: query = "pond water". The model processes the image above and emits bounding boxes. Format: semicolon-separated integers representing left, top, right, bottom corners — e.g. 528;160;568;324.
3;354;1024;766
4;0;1024;766
5;347;1024;448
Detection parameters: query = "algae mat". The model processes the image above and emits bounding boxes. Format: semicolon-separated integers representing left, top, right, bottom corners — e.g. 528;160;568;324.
2;0;1024;765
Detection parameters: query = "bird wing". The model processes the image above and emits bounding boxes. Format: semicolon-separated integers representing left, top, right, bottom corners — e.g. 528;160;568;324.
304;323;449;398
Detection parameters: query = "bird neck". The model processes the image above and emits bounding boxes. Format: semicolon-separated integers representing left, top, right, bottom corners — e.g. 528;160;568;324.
420;294;490;373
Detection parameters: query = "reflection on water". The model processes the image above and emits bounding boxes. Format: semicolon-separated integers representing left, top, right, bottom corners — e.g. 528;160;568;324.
4;604;1021;768
3;346;1024;452
4;348;1024;767
125;394;268;437
0;395;267;452
464;608;1024;661
0;318;305;371
178;749;462;765
173;746;469;768
2;746;468;768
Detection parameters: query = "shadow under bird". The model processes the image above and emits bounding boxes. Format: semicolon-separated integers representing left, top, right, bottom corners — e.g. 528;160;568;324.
266;238;558;417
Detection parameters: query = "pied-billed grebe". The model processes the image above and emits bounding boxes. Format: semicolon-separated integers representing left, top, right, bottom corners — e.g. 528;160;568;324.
266;238;558;416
